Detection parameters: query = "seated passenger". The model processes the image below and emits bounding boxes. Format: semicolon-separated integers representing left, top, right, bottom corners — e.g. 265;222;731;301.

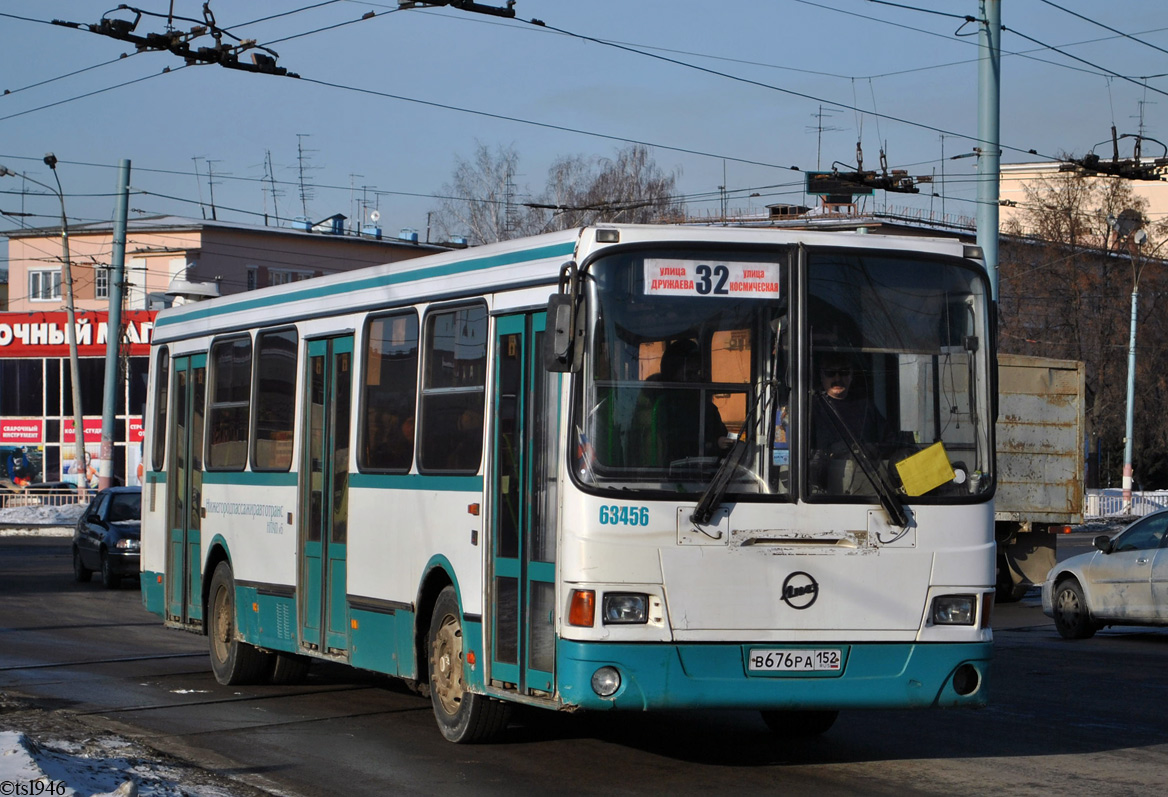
646;339;729;466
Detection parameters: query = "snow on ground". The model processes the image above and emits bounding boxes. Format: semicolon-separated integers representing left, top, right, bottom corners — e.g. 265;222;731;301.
2;681;277;797
2;518;275;796
0;728;235;797
0;502;85;536
2;692;271;797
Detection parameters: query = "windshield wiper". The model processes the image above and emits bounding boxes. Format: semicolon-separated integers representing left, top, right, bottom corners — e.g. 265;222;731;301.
815;392;908;527
690;379;776;526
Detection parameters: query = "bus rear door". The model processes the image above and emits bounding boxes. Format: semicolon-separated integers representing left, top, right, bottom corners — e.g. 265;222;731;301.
490;312;559;696
299;335;354;655
166;353;206;628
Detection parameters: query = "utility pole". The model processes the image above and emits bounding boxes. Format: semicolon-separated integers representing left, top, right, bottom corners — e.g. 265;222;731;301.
976;0;1002;301
99;160;131;490
43;155;88;496
0;159;87;492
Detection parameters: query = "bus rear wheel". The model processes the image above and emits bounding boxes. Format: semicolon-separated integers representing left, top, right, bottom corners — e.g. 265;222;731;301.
760;709;839;737
208;561;272;685
427;586;511;743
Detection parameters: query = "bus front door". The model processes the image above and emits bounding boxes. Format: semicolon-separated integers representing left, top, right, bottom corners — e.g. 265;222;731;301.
299;336;353;655
166;354;206;628
490;312;558;696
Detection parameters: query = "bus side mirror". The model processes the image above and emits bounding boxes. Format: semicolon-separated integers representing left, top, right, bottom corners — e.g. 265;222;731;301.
544;293;583;373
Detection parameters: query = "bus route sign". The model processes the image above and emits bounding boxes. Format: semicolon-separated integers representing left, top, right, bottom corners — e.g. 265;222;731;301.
643;259;781;299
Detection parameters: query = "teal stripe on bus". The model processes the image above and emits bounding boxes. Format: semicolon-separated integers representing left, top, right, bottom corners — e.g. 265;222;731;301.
201;471;299;486
349;473;484;492
164;472;482;489
145;471;166;484
154;240;576;329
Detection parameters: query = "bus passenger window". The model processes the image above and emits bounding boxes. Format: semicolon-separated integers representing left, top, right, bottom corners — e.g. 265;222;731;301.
361;312;419;472
207;336;252;470
419;304;487;474
252;329;298;471
151;347;169;470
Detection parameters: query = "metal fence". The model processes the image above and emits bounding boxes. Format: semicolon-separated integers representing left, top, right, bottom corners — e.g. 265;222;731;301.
1084;489;1168;519
0;488;85;510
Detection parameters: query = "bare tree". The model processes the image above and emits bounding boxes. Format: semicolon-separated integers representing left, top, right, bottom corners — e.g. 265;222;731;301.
431;143;685;243
431;143;546;245
541;145;684;230
999;170;1168;487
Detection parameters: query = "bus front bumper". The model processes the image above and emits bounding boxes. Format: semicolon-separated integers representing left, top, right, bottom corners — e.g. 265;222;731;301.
555;639;991;712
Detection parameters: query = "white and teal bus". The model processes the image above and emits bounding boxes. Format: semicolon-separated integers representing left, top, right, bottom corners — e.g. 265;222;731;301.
141;224;995;742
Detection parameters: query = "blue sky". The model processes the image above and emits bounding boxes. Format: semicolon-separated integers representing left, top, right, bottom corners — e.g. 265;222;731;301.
2;0;1166;253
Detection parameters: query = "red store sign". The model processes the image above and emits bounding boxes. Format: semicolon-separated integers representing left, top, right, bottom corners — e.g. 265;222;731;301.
0;310;155;357
60;417;144;444
0;419;44;445
62;418;105;445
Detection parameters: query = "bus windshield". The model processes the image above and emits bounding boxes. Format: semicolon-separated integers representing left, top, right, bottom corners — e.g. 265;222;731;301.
574;246;994;505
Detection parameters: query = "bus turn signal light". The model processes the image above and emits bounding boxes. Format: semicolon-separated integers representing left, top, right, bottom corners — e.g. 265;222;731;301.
568;589;596;627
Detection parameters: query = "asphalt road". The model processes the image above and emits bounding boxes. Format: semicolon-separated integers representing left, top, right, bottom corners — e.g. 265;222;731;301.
2;533;1167;797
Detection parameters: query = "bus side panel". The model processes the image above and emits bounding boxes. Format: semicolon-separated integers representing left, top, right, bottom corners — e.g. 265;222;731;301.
200;476;299;582
346;477;486;681
238;586;299;655
199;478;300;652
349;606;407;677
140;472;168;618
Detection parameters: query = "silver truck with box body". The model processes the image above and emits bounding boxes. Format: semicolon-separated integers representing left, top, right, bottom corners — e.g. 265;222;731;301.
994;354;1085;601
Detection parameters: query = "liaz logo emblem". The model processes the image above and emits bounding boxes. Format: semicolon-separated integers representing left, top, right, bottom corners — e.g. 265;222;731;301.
781;571;819;609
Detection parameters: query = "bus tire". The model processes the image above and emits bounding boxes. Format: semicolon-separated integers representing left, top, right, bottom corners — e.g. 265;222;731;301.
269;652;311;685
208;561;272;685
73;547;92;583
760;709;839;737
427;586;511;743
1052;577;1099;640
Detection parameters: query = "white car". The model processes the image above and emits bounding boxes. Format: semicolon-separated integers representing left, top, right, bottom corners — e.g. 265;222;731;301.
1042;511;1168;639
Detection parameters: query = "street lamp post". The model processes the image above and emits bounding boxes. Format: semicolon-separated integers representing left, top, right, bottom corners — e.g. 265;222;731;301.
0;157;89;497
1123;279;1139;514
1109;209;1151;515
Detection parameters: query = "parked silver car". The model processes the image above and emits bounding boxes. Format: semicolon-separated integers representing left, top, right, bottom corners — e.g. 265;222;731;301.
1042;511;1168;639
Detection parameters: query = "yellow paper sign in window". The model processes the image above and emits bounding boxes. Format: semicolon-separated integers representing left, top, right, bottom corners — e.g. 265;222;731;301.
895;442;955;497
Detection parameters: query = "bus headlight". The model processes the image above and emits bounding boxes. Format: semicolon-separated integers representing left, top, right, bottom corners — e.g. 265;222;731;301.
931;594;976;625
602;593;648;624
591;666;621;697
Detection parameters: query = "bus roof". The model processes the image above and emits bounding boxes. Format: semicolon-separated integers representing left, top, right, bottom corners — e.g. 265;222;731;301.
151;224;978;344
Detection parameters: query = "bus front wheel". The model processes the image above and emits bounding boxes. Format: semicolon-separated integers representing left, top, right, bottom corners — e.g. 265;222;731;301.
427;586;511;743
208;561;272;685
